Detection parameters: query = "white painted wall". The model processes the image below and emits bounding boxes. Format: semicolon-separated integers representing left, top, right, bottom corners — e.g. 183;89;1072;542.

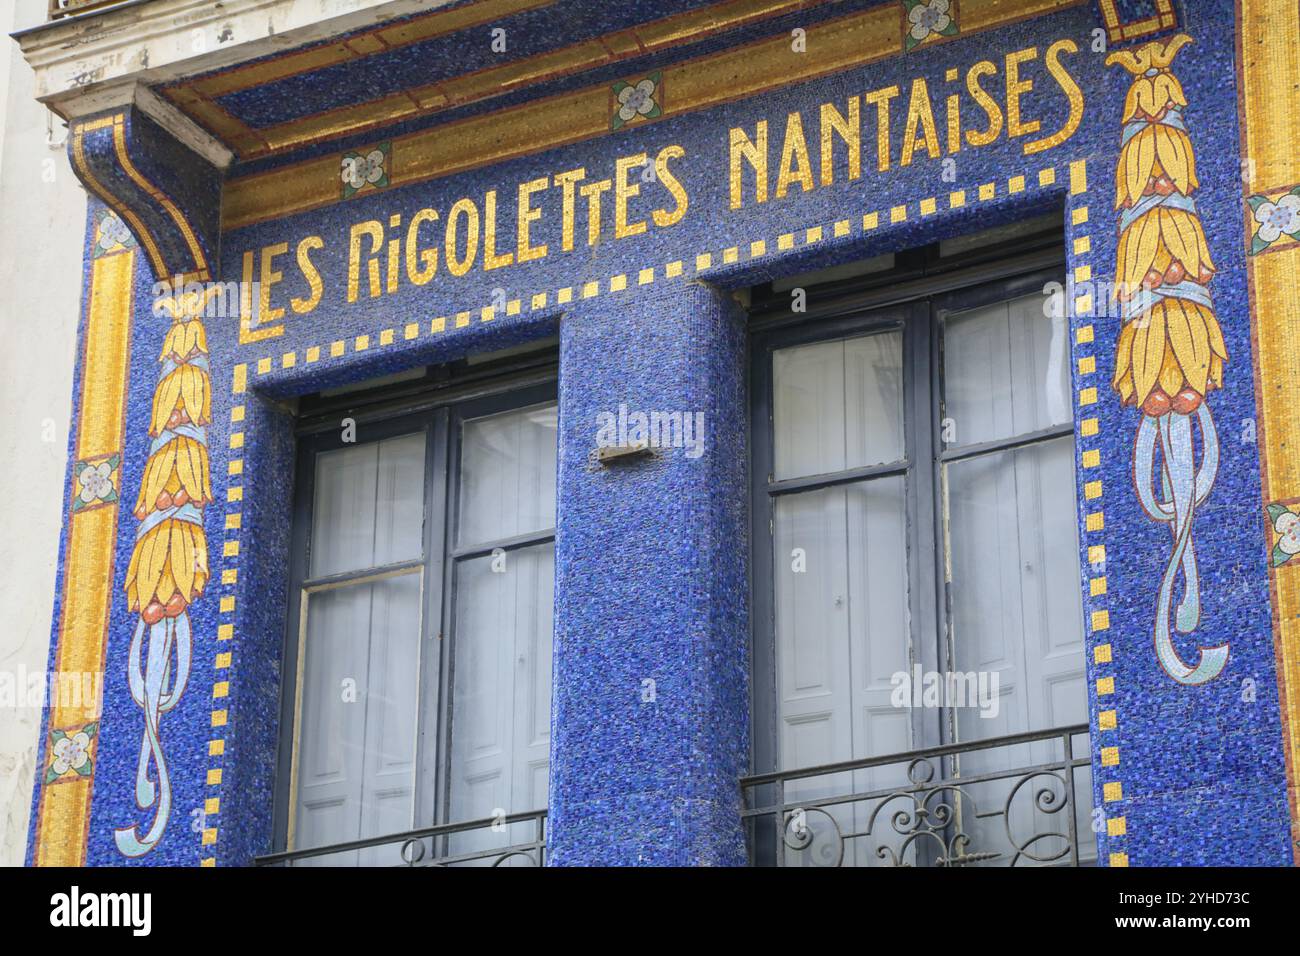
0;0;87;867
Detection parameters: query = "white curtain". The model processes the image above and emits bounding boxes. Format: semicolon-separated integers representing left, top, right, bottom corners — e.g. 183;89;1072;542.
768;294;1092;866
771;331;911;865
773;331;903;480
293;572;423;865
448;403;557;864
293;433;428;863
310;433;426;577
943;295;1090;865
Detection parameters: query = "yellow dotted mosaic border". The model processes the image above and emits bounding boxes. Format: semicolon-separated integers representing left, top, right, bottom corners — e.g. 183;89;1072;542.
225;155;1120;862
240;159;1092;376
198;373;245;867
1066;161;1126;867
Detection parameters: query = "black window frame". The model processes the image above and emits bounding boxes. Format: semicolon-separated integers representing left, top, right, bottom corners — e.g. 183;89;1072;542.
747;221;1075;780
271;351;559;855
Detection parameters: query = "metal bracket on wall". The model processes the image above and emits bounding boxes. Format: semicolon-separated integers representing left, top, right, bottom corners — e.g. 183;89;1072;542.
594;440;654;466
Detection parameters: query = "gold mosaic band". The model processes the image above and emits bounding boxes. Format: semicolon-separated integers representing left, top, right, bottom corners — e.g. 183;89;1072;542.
168;0;803;159
222;0;1084;231
32;243;135;867
1238;0;1300;856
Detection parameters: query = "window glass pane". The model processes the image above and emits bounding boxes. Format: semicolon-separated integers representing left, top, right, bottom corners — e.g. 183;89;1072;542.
944;436;1091;863
458;404;557;546
773;477;911;865
947;437;1085;737
448;542;554;860
291;572;422;865
943;293;1070;448
310;432;426;578
773;331;904;480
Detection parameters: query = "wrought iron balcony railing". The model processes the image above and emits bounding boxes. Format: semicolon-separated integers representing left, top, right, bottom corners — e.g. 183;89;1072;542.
252;725;1092;867
48;0;134;20
253;809;547;867
740;723;1095;867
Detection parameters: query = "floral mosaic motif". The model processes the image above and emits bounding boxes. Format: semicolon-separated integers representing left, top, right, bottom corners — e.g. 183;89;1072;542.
93;210;135;258
903;0;957;51
1267;504;1300;567
611;72;661;130
1107;35;1229;686
71;454;120;512
114;286;216;858
1247;186;1300;255
340;142;390;199
44;722;97;785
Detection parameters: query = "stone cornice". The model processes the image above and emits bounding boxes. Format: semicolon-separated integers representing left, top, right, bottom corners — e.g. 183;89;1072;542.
13;0;446;120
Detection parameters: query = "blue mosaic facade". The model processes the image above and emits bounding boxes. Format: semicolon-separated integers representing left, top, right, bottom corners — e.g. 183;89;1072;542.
24;0;1299;866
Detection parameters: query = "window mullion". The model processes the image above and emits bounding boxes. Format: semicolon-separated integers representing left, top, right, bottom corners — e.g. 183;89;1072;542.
272;437;320;853
939;422;1075;464
300;558;424;593
908;299;946;751
767;460;910;496
449;528;556;560
418;408;452;834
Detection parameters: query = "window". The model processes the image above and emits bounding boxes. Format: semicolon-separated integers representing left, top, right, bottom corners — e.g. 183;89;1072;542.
750;232;1094;866
275;375;557;865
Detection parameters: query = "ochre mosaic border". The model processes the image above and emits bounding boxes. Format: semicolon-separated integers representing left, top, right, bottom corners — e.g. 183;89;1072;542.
221;0;1086;231
32;239;135;867
167;0;825;160
1237;0;1300;858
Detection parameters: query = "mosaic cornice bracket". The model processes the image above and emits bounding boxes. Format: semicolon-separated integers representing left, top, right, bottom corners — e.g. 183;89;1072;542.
68;108;220;282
